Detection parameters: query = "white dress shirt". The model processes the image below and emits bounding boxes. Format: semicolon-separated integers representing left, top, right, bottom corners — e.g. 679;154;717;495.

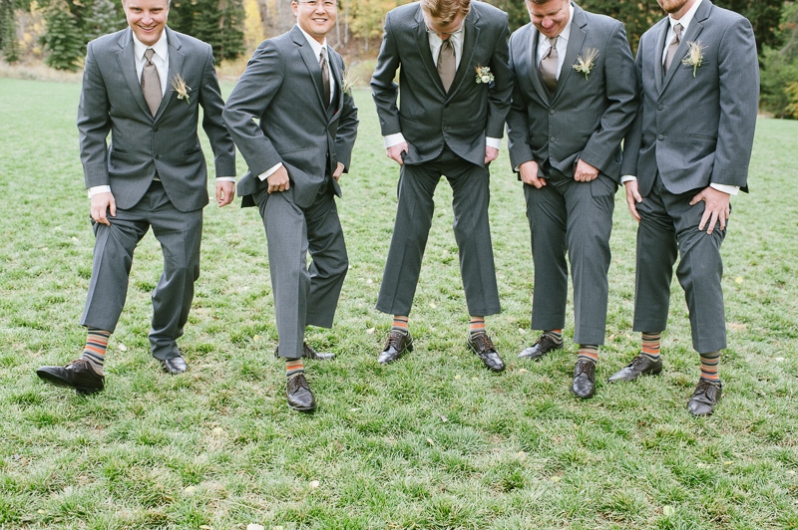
534;3;575;79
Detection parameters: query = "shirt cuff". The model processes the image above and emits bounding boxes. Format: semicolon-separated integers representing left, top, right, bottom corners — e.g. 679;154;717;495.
216;176;236;183
88;185;111;198
384;133;406;149
486;137;501;150
620;175;637;184
710;183;739;196
258;163;283;181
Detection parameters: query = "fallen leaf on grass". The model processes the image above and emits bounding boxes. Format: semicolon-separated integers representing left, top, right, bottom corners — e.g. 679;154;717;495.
550;476;561;483
247;525;265;530
663;505;675;516
735;276;743;284
309;480;320;489
439;415;448;422
253;335;260;341
366;327;375;334
118;343;127;352
184;486;197;494
517;368;528;374
455;374;461;380
471;376;479;381
426;438;435;446
212;427;225;435
519;328;527;334
429;302;436;308
724;461;733;466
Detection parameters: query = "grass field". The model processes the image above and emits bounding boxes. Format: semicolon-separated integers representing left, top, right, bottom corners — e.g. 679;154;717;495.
1;76;797;529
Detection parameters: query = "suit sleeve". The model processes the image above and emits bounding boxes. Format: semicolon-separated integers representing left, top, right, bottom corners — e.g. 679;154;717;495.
77;41;112;189
620;36;644;177
710;16;759;187
485;14;513;139
578;21;638;175
198;45;236;178
222;40;286;177
334;55;359;172
370;12;402;137
505;31;535;171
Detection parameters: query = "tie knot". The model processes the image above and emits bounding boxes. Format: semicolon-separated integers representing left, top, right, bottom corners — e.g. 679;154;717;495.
319;47;327;61
673;23;683;39
144;48;155;64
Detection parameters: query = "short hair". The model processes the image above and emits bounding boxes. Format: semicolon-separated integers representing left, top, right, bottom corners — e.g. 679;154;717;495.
421;0;471;26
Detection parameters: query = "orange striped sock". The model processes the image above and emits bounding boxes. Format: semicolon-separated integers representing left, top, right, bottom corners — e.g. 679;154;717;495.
641;332;661;361
577;344;599;364
392;316;409;335
699;351;720;383
286;358;305;379
544;329;563;345
81;328;110;374
469;316;486;338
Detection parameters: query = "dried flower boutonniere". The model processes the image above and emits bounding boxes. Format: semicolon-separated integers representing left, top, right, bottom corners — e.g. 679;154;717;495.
572;48;599;80
341;68;358;96
475;65;494;84
171;74;191;105
681;41;705;77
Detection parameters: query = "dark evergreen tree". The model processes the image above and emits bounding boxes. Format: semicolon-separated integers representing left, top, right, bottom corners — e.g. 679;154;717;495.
41;0;84;70
84;0;122;42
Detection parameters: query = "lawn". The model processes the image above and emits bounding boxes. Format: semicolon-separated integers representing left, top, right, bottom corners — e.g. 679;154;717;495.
1;76;797;529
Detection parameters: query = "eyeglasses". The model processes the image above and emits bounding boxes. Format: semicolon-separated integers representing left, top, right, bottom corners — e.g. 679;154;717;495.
296;0;337;8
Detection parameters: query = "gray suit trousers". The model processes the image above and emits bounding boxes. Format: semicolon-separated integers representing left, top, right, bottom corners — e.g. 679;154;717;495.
377;147;500;317
633;175;727;353
255;184;348;359
524;168;615;345
81;181;202;360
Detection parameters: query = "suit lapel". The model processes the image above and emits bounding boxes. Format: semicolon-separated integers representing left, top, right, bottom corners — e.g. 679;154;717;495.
116;28;152;118
292;25;327;110
653;19;668;91
661;0;709;92
554;4;588;102
524;26;550;103
446;8;479;98
156;27;183;121
328;50;342;120
413;7;445;95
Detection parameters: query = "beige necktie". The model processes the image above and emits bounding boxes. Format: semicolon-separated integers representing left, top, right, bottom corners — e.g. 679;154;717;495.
438;38;456;93
664;23;683;74
319;47;331;107
141;48;162;116
539;36;558;94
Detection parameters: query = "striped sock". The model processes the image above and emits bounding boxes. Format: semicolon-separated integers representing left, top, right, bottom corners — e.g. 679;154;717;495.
699;351;721;383
544;329;563;345
641;332;662;361
286;358;304;380
469;316;486;338
392;316;409;335
81;328;110;375
577;344;599;364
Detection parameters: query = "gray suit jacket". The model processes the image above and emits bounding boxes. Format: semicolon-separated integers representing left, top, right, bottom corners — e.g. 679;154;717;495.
78;27;236;212
621;0;759;196
224;25;359;209
506;3;637;181
371;1;513;167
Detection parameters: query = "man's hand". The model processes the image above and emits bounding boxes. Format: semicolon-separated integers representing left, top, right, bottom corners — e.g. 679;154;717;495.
267;166;290;194
484;146;499;164
690;186;731;234
332;162;345;182
574;159;599;182
216;180;236;207
90;191;116;226
386;141;408;166
624;179;642;222
519;160;546;188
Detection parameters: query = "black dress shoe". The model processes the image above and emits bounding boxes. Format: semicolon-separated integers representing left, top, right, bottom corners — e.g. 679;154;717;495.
570;359;596;399
468;333;505;372
287;373;316;412
518;334;563;360
608;354;662;383
275;342;335;361
160;356;188;374
36;359;105;395
378;331;413;364
687;379;722;417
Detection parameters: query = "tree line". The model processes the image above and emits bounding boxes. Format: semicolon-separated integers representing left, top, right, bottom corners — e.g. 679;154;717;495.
1;0;796;117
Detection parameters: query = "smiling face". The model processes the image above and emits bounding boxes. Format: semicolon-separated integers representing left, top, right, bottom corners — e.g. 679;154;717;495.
526;0;570;39
123;0;169;47
292;0;337;44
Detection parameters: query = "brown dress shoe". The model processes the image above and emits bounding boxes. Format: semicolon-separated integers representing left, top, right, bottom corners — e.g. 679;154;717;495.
378;331;413;364
275;342;335;360
687;379;722;417
468;333;505;372
160;355;188;374
608;354;662;383
570;359;596;399
36;359;105;395
518;334;563;360
287;373;316;412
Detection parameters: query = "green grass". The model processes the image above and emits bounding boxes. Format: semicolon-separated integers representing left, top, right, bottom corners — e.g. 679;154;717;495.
1;76;797;529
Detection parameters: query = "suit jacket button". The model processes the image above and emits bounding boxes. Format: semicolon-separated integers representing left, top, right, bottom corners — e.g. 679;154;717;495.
658;135;665;141
657;104;663;111
550;109;555;115
550;136;556;142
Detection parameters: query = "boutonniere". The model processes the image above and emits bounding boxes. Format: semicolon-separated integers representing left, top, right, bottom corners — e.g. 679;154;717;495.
170;74;191;104
475;65;494;84
681;41;705;77
341;68;358;96
572;48;599;80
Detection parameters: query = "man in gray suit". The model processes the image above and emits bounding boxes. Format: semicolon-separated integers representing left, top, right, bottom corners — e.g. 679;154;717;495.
506;0;637;399
223;0;358;412
371;0;513;371
610;0;758;416
36;0;236;395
